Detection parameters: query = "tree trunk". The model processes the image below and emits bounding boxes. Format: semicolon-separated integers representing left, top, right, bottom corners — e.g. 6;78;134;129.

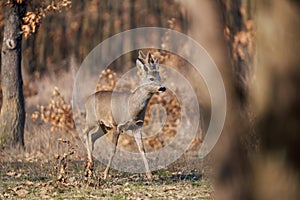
0;3;26;149
215;1;256;199
215;1;300;199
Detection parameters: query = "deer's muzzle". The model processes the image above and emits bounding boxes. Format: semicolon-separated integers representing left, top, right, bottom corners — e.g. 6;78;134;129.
158;87;166;92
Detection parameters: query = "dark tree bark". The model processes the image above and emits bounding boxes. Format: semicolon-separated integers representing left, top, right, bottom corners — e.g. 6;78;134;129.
216;0;300;199
220;0;254;109
0;2;26;149
215;0;256;199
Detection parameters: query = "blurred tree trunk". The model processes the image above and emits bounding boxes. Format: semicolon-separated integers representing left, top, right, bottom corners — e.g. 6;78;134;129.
0;2;26;149
60;12;68;62
39;29;46;73
74;1;86;62
216;0;300;199
216;0;256;199
95;1;103;45
25;33;37;74
121;0;132;72
221;0;254;109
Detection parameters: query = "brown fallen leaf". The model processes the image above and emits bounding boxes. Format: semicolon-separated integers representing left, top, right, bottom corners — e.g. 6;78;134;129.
25;180;34;186
163;186;176;192
6;171;16;176
15;188;29;197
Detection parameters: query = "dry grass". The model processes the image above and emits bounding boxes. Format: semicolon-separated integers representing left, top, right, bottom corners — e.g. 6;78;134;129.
1;113;211;199
0;158;213;199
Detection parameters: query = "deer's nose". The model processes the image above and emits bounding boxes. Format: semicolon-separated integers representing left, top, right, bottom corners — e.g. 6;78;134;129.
158;87;166;92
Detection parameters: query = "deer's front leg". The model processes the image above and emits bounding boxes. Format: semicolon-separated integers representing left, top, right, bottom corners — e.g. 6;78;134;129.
133;128;153;180
104;129;120;179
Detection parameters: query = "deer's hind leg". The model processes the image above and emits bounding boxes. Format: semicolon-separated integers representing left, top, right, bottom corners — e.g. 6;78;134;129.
83;123;100;177
103;127;121;179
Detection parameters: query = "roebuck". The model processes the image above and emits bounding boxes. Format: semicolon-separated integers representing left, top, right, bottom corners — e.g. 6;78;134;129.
83;51;166;179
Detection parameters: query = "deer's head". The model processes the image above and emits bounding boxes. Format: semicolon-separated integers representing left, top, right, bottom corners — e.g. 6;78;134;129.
136;51;166;94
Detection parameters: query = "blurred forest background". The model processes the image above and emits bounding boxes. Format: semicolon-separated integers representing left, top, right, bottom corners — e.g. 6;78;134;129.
0;0;300;199
0;0;187;76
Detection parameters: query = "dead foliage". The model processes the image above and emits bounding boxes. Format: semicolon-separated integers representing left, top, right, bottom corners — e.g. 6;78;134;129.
20;0;71;38
0;159;212;199
54;138;76;183
31;87;75;133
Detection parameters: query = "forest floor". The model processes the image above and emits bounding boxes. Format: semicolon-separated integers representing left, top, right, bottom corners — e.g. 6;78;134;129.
0;107;214;199
0;152;213;199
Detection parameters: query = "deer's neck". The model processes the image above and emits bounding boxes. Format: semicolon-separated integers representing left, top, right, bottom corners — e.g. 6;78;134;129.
128;87;153;122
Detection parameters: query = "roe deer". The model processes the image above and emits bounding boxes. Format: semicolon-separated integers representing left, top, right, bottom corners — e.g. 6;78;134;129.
83;51;166;179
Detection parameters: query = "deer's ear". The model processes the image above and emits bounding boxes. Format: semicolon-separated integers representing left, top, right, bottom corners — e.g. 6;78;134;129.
148;53;155;64
138;50;146;60
154;58;159;70
136;59;148;77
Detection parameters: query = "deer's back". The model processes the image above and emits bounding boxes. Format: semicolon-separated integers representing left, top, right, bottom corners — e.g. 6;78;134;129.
85;91;131;127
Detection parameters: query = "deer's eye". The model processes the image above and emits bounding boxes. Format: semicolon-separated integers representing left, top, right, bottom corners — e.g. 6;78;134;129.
149;77;154;81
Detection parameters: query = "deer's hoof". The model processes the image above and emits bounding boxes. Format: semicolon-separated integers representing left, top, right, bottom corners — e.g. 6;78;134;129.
84;160;94;178
103;170;109;180
146;172;153;180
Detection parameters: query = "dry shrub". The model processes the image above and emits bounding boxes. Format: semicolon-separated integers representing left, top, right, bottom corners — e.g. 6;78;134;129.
32;87;75;133
144;90;181;150
54;138;76;183
96;68;119;91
